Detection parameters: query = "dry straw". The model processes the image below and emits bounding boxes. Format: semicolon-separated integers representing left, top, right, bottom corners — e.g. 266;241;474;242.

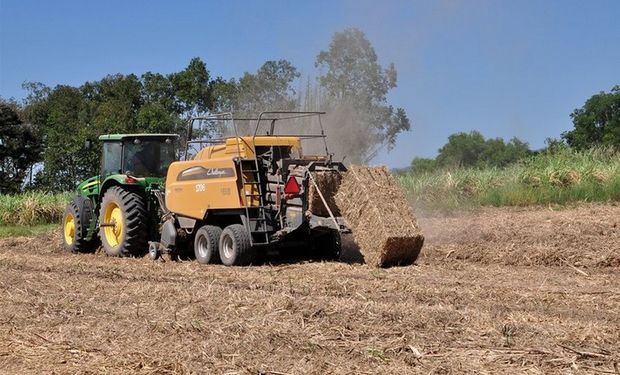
307;170;342;217
334;166;425;267
0;204;618;374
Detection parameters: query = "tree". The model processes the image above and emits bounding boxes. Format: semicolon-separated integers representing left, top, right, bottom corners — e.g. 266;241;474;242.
168;57;213;116
23;57;220;191
28;84;93;191
412;131;532;173
88;74;143;134
481;137;531;167
315;28;410;163
140;71;184;135
210;77;238;113
0;100;42;193
436;131;487;168
222;60;300;114
562;85;620;149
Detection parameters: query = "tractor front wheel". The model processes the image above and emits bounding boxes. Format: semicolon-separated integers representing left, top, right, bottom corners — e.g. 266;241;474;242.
62;196;97;253
99;186;148;257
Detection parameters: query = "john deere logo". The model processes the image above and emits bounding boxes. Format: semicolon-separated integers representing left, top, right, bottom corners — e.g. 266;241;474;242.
178;166;235;181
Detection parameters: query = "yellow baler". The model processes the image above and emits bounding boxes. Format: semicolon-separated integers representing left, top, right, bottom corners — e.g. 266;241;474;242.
152;124;348;266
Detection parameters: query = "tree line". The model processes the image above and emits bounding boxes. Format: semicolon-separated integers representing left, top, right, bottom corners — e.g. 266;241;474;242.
1;25;618;191
410;85;620;174
0;28;410;193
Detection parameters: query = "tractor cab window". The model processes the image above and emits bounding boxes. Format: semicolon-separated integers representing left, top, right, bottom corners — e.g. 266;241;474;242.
123;139;175;177
101;142;122;176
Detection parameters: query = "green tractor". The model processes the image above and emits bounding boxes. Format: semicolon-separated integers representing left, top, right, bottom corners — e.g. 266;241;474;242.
62;134;178;256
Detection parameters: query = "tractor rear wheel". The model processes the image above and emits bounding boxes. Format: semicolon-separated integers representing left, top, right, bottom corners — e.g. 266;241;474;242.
219;224;254;266
99;186;148;257
62;196;97;253
194;225;222;264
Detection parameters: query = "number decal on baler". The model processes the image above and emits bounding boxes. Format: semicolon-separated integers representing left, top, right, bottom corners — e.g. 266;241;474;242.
195;184;206;192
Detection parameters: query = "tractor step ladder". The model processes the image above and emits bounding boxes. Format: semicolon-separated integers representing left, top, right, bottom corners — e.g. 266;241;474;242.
239;159;270;245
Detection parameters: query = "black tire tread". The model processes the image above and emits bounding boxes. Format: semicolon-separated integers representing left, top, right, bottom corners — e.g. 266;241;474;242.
220;224;254;266
62;196;97;253
194;225;222;264
99;186;148;257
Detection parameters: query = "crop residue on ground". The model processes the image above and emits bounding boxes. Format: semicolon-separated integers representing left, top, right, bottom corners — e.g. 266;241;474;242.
0;203;618;374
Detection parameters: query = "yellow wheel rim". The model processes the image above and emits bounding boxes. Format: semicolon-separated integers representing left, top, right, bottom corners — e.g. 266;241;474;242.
103;202;124;248
64;213;75;245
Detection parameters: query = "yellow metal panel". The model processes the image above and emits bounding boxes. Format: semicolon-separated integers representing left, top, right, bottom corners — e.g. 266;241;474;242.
166;135;303;220
165;158;242;220
195;144;229;160
252;136;301;147
194;136;302;161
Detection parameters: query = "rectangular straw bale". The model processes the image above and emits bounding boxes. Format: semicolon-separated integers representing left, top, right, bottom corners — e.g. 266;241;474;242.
308;171;342;217
334;166;424;267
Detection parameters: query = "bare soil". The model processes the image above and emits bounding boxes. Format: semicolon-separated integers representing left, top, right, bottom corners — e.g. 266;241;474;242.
0;203;618;374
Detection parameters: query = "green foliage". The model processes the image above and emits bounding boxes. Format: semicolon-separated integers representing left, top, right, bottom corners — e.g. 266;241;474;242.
315;28;410;162
234;60;300;113
137;102;178;133
0;192;71;225
316;28;396;103
28;84;96;190
23;58;218;191
17;32;414;186
22;57;305;191
0;224;57;239
205;59;302;133
543;137;569;153
210;77;238;112
398;147;620;211
562;85;620;149
168;57;213;114
436;131;487;168
482;137;531;167
0;100;43;193
434;131;532;169
410;157;437;174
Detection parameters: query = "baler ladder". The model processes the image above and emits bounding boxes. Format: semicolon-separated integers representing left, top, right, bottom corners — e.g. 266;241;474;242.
240;159;270;246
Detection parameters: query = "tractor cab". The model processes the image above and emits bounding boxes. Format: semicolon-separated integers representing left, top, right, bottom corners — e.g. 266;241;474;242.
98;134;177;178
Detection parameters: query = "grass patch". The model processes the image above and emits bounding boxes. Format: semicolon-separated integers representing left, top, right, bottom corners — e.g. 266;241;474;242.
0;224;58;239
0;192;71;226
397;147;620;211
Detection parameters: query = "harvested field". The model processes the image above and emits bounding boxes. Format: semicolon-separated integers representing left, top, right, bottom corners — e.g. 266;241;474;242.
0;203;619;374
420;203;620;268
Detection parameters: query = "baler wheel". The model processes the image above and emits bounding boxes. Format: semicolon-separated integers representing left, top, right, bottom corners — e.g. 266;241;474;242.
194;225;222;264
219;224;255;266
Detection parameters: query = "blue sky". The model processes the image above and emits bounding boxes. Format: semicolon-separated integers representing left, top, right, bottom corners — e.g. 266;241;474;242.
1;0;618;167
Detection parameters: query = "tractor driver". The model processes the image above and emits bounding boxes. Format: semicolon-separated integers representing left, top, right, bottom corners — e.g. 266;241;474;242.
126;146;151;176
